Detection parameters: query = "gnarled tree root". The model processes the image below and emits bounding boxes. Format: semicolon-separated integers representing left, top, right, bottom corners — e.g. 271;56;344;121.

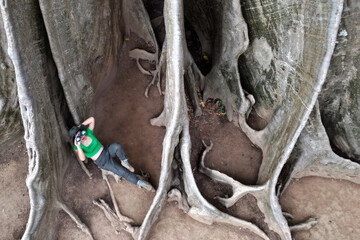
136;1;270;239
198;139;291;239
93;199;138;237
184;46;203;116
201;0;251;121
77;157;92;179
93;171;139;238
59;201;94;239
199;140;267;208
129;47;164;97
289;218;318;232
125;0;163;98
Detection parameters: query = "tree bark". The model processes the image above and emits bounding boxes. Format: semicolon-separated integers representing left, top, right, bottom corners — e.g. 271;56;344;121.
319;0;360;161
0;0;359;240
0;9;22;153
1;1;92;239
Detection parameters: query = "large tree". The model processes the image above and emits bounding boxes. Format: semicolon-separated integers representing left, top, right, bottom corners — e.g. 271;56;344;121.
0;0;359;239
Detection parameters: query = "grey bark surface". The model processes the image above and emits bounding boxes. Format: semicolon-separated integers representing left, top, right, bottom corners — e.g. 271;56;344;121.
38;0;124;124
184;0;253;120
183;0;214;57
236;0;343;183
217;0;343;238
239;0;339;123
202;0;252;119
39;0;126;179
0;10;22;153
0;0;92;239
281;103;360;193
0;0;359;240
140;1;268;239
319;0;360;161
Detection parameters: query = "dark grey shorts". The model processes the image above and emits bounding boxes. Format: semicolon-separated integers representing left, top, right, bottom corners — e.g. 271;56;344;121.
95;143;139;185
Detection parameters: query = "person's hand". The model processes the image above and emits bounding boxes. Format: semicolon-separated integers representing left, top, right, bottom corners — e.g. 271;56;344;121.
81;117;95;130
74;133;81;146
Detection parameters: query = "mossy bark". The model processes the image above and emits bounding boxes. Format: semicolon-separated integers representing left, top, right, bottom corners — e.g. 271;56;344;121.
319;0;360;161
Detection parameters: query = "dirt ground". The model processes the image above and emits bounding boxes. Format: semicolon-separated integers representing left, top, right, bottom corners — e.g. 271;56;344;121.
1;39;360;240
0;141;29;240
281;177;360;240
55;40;165;240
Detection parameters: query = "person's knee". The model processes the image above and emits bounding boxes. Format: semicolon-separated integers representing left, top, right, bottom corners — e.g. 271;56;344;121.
111;142;123;151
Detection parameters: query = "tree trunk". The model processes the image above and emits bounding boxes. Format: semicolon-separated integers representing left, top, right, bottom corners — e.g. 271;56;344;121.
0;9;22;153
0;0;359;240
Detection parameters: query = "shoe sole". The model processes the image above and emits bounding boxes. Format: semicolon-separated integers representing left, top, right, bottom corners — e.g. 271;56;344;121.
121;162;135;172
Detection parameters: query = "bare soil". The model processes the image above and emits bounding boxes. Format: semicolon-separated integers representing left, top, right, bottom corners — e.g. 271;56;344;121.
0;141;29;240
280;177;360;240
56;39;165;240
1;39;360;240
147;201;263;240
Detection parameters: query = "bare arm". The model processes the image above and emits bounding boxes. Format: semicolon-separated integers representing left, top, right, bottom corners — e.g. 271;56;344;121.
75;151;86;161
81;116;95;130
75;148;86;161
74;136;86;161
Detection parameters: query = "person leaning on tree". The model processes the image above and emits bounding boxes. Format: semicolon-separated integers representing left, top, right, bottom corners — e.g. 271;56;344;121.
69;116;155;192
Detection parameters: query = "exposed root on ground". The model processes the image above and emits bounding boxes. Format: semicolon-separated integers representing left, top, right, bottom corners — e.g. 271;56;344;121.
167;188;190;213
139;169;151;182
125;0;163;98
136;2;270;239
180;125;269;240
144;41;166;97
184;46;203;116
198;139;288;239
77;157;92;179
129;49;155;76
129;46;164;97
59;201;94;239
93;172;138;238
93;199;138;238
199;140;267;208
289;218;318;232
102;169;122;183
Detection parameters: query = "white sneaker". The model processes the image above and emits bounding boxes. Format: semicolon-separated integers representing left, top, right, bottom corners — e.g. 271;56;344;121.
121;159;135;172
137;180;155;192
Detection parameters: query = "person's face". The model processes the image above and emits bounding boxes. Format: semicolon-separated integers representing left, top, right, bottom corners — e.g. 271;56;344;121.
75;130;87;143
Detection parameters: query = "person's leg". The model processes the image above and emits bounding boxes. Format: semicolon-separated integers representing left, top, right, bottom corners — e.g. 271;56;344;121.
108;158;155;192
107;142;127;160
99;145;155;192
107;143;134;172
108;158;139;184
136;179;155;192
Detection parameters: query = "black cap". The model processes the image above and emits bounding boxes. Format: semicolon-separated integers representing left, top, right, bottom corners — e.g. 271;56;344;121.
69;124;87;142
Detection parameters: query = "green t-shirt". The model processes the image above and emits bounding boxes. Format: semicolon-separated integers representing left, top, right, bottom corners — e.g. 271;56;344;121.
73;128;102;158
